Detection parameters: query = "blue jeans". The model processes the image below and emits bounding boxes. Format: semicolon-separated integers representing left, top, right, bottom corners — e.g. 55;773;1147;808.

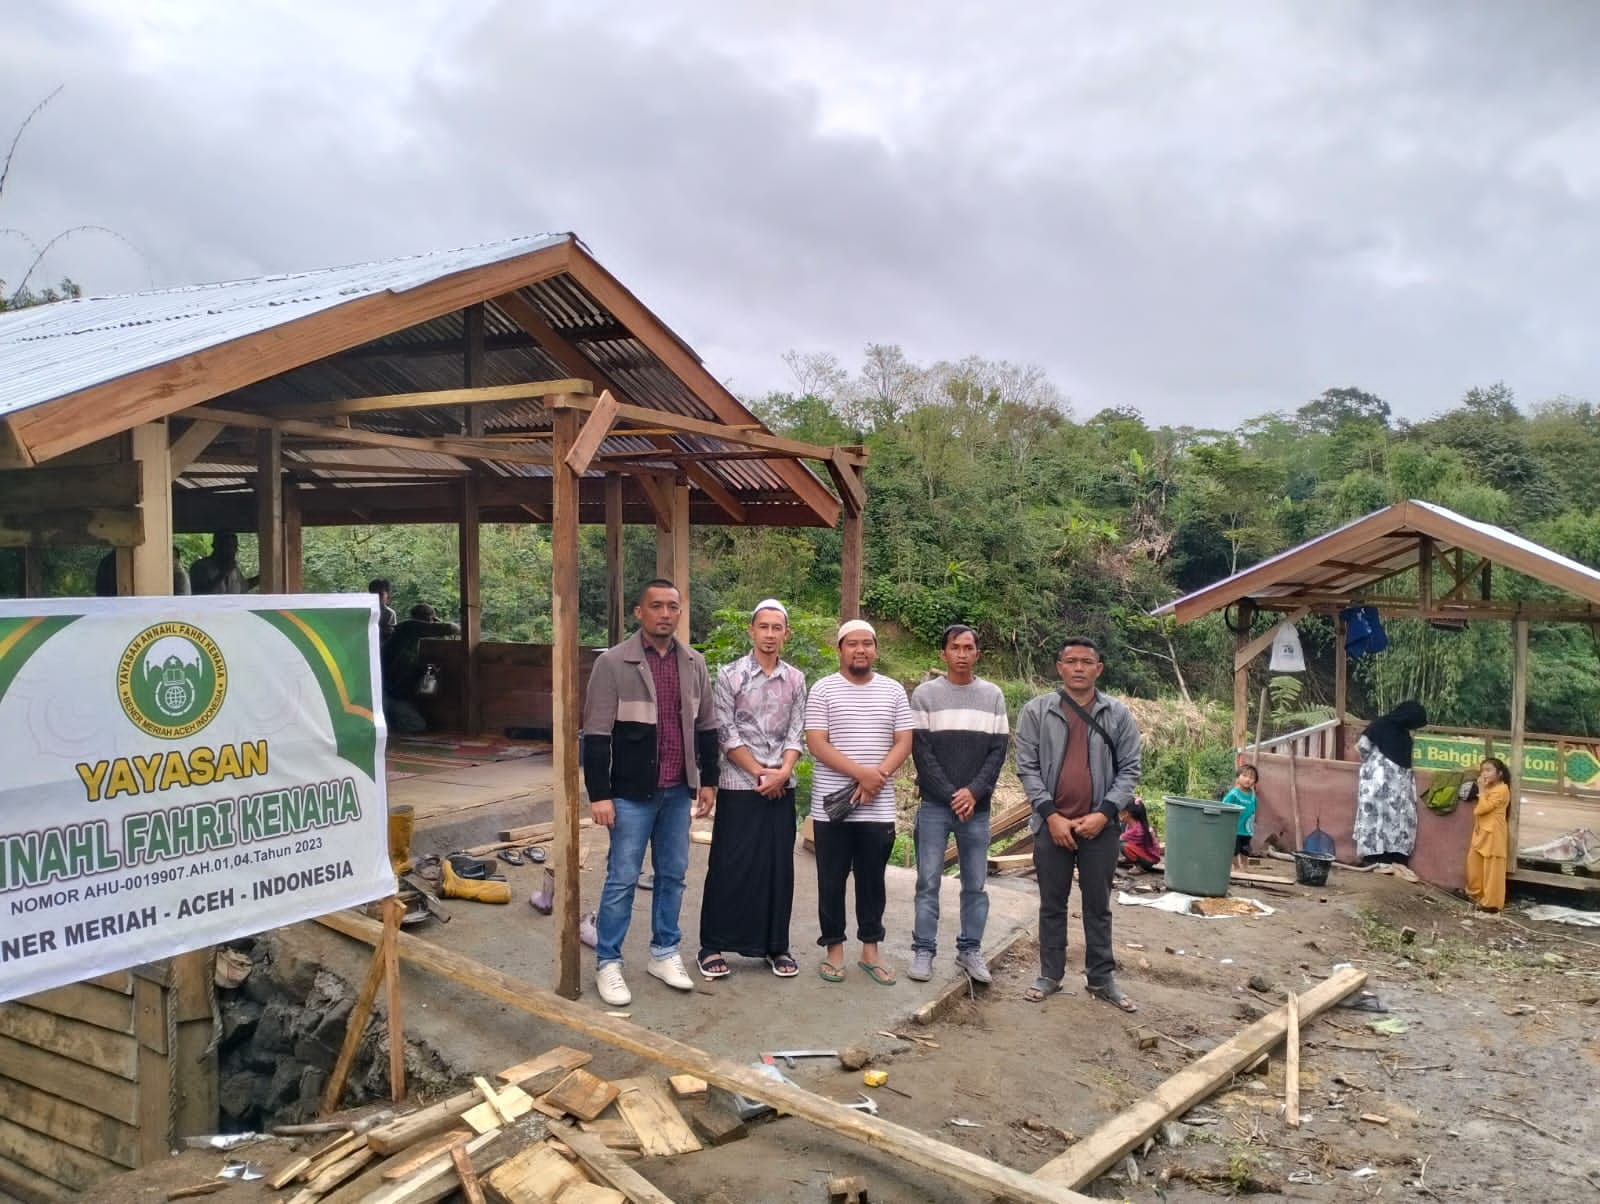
595;785;691;967
911;804;991;955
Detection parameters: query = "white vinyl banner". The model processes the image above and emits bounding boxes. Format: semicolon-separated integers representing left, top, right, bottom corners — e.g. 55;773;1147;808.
0;595;393;1002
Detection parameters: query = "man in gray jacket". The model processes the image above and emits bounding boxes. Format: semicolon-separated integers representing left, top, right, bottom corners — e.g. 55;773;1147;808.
1015;637;1142;1011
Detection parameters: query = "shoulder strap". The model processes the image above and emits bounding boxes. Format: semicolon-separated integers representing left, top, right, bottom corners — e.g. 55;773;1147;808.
1058;689;1120;777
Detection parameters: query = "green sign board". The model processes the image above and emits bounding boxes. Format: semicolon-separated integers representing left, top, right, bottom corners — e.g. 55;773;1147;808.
1413;734;1600;789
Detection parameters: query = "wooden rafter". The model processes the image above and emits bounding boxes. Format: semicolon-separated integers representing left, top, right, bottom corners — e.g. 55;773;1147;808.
492;289;749;523
546;394;861;467
562;389;620;476
168;420;223;478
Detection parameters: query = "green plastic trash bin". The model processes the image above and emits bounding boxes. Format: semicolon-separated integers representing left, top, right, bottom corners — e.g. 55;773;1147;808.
1162;796;1244;897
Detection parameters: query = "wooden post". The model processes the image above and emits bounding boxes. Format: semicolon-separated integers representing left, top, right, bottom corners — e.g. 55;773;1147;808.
321;898;402;1115
1333;612;1348;759
550;406;583;999
1508;617;1529;870
459;476;482;735
1418;536;1433;613
670;481;690;644
1284;993;1301;1128
1232;633;1250;752
256;425;284;593
21;547;42;597
131;422;174;596
605;475;625;646
840;485;864;622
284;479;303;593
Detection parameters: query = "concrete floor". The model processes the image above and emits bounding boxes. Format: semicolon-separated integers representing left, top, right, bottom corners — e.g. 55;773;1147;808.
281;785;1040;1088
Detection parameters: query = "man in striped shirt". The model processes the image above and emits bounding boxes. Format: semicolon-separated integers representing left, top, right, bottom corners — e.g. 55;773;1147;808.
908;625;1010;983
805;619;914;986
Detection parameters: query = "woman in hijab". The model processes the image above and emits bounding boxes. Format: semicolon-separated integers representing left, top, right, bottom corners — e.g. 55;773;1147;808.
1354;700;1427;872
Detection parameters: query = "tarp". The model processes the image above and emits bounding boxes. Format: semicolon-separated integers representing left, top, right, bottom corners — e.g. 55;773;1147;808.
0;595;392;1001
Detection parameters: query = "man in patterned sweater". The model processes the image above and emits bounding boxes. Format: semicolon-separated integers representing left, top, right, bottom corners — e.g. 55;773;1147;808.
908;625;1010;983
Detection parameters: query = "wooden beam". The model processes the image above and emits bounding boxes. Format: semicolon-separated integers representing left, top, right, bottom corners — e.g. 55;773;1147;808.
0;508;142;548
1035;968;1367;1187
1284;991;1301;1129
605;475;625;646
561;252;846;526
315;909;1096;1204
1508;618;1528;865
550;407;583;1000
0;462;141;511
1233;607;1310;672
169;420;223;478
382;897;406;1103
1418;536;1433;612
21;548;42;597
180;406;555;467
12;240;574;464
1232;632;1250;751
670;483;690;644
558;1126;675;1204
256;424;285;593
547;394;861;468
0;418;35;468
1333;612;1348;757
459;476;482;736
284;479;304;592
825;453;866;515
636;476;673;530
271;380;595;421
131;423;174;596
563;389;620;476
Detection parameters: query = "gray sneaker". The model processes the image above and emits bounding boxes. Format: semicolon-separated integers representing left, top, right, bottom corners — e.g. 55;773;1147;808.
908;950;934;981
954;949;992;984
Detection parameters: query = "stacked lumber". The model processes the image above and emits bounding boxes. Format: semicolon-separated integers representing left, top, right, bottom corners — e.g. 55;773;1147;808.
265;1046;694;1204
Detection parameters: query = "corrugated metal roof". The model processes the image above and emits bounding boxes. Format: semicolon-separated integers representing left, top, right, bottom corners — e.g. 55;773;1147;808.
0;234;570;419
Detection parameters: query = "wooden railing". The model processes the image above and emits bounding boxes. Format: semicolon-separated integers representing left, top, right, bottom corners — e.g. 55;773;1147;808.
1241;717;1341;762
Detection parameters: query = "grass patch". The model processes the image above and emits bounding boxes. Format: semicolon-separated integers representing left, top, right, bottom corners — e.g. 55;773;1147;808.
1355;906;1545;974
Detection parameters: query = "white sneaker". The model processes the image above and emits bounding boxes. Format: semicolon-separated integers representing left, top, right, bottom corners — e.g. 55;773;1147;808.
596;963;631;1006
955;949;993;984
647;953;694;991
908;950;934;981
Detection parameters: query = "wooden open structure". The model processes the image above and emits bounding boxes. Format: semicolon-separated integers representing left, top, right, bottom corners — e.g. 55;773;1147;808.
0;235;868;1187
1154;499;1600;893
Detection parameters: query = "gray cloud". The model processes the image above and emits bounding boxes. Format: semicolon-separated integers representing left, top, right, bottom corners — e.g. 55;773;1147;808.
2;0;1597;426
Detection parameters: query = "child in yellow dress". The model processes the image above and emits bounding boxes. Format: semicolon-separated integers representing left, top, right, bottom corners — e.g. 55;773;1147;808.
1465;758;1511;912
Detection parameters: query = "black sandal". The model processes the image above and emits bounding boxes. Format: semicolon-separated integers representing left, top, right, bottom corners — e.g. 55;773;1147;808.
1024;977;1063;1003
697;952;730;979
1087;981;1139;1013
496;848;524;867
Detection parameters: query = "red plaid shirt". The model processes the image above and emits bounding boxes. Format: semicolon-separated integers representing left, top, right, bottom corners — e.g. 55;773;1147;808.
645;644;686;788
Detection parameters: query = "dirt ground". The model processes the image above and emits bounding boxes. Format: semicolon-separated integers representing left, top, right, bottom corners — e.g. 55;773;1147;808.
68;861;1600;1204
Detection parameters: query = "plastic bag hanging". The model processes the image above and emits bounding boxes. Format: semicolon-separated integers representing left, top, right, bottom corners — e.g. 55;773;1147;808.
1269;620;1306;672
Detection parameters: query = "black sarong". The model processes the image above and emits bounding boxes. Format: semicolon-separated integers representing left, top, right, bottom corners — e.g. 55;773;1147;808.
698;788;796;958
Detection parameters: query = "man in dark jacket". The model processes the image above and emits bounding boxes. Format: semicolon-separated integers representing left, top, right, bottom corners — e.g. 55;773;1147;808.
581;580;718;1007
1015;637;1143;1011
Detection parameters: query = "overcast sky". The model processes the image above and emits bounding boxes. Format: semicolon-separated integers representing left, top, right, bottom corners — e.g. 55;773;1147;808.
3;1;1597;425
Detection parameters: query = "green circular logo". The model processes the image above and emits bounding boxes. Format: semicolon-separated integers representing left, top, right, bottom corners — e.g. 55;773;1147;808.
117;623;228;740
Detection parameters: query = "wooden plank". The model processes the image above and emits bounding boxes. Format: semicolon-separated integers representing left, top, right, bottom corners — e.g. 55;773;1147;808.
183;406;556;467
542;1069;619;1122
558;1126;675;1204
452;1143;490;1204
485;1142;586;1204
21;983;134;1034
13;243;573;464
464;1085;535;1135
0;1149;72;1204
306;1146;377;1195
1035;967;1368;1187
0;1075;138;1168
611;1078;700;1157
550;406;583;1000
0;1004;138;1078
0;1034;139;1124
559;1183;626;1204
365;1129;500;1204
274;381;594;420
498;1047;594;1093
0;461;140;510
379;1130;475;1180
321;930;390;1115
318;910;1097;1204
303;1130;365;1179
1285;992;1301;1128
383;896;406;1101
84;970;134;995
0;1113;125;1193
564;390;620;476
0;506;142;548
366;1087;488;1154
577;1118;640;1151
667;1074;705;1099
134;976;166;1054
477;1075;519;1125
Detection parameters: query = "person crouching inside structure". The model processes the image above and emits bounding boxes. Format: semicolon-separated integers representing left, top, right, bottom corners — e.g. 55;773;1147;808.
696;599;808;980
